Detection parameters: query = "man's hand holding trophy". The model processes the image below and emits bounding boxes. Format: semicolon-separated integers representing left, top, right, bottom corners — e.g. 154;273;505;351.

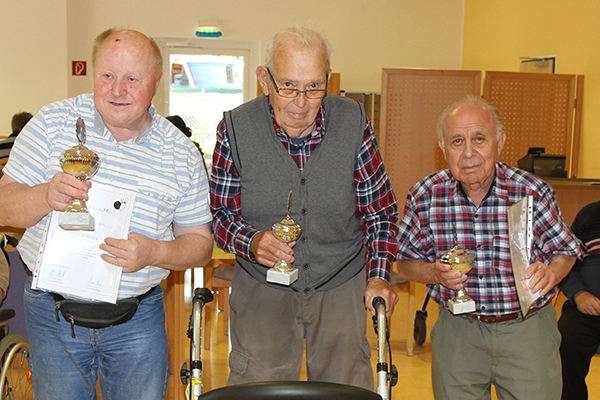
57;118;100;231
441;224;476;314
267;191;301;286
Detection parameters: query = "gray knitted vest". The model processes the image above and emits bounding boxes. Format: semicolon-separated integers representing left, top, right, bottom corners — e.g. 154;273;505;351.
225;95;367;291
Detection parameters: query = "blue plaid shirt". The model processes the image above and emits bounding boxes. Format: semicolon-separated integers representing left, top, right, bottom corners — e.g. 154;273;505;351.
397;162;582;315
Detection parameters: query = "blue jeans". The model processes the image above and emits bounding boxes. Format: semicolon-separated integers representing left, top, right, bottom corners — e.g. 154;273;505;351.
24;278;169;400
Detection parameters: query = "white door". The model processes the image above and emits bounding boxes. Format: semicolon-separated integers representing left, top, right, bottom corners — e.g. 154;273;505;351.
155;38;260;163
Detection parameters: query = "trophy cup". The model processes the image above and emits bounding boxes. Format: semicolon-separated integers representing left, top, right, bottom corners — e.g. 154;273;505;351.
57;118;100;231
441;225;476;314
267;191;301;286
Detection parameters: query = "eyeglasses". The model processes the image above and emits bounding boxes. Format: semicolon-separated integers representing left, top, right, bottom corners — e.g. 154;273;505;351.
266;68;328;99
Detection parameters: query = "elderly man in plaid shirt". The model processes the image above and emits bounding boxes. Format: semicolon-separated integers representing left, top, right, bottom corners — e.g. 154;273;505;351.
396;95;581;400
211;27;398;389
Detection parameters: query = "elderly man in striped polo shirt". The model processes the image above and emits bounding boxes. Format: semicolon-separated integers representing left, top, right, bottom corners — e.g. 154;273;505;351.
0;29;213;400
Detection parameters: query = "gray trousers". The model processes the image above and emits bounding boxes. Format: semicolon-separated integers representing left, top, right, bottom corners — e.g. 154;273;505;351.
227;266;373;390
431;304;561;400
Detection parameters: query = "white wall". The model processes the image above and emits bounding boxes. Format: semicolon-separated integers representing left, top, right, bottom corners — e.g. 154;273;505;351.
0;0;67;134
1;0;465;127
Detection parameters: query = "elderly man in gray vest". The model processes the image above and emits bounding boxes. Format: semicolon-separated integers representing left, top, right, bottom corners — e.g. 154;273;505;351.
211;27;399;389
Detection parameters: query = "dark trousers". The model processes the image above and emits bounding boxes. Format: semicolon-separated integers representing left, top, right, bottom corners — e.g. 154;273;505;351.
558;300;600;400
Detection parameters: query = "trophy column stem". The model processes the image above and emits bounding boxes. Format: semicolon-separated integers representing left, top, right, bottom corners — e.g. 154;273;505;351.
65;199;90;214
452;287;473;303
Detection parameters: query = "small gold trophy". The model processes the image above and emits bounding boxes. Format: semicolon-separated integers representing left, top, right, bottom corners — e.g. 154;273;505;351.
57;118;100;231
267;191;301;286
441;225;476;314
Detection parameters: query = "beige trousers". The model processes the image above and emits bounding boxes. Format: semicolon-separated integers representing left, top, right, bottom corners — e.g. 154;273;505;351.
431;305;561;400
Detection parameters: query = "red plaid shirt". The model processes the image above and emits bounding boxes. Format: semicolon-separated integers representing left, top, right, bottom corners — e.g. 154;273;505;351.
397;163;582;315
210;99;399;282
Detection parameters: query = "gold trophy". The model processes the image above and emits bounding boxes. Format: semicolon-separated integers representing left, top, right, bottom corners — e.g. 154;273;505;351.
57;118;100;231
441;225;476;314
267;191;301;286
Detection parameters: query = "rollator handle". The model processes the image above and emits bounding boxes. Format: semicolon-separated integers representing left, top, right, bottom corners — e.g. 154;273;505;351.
372;297;389;340
193;287;213;307
372;296;386;310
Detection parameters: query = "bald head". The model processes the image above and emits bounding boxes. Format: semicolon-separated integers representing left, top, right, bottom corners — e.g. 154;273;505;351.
265;27;331;74
92;29;162;79
437;95;503;144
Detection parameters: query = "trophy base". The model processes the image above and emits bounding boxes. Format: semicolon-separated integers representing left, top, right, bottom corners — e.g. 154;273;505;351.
58;212;95;231
266;268;298;286
448;298;476;315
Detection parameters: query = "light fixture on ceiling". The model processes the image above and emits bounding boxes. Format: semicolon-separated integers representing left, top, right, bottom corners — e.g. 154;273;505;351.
196;22;222;38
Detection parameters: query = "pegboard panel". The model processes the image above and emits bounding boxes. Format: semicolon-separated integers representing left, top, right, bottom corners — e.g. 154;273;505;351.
380;69;481;203
483;71;579;176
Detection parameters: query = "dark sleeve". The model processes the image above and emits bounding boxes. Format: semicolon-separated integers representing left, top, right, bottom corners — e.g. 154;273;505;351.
559;258;587;304
558;204;592;304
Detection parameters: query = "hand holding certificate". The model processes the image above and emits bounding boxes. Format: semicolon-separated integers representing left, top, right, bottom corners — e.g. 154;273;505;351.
508;196;541;315
32;182;136;303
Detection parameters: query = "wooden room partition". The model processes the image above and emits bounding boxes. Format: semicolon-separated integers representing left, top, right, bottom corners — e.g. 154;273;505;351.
482;71;583;177
380;69;481;204
380;69;584;205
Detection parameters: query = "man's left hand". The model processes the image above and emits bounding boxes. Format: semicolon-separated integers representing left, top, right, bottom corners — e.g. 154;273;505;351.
364;278;398;319
100;232;157;273
524;254;576;297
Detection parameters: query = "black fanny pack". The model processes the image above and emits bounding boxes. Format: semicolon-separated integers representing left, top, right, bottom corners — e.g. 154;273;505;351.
50;286;157;338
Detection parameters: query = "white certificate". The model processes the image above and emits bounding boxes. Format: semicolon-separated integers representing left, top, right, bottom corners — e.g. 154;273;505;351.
32;182;136;303
508;195;540;315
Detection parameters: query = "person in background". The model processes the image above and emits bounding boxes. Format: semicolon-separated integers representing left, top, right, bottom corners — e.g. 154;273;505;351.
396;95;581;400
210;26;399;389
0;112;33;168
0;28;212;400
166;115;192;137
558;200;600;400
166;114;207;174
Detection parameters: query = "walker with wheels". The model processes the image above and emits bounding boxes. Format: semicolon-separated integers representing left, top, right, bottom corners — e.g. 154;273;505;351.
181;288;398;399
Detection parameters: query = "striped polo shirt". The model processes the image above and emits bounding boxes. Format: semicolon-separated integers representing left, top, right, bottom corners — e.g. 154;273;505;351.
4;93;211;299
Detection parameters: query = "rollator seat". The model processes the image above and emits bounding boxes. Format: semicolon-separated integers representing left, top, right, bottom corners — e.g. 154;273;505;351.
198;381;382;399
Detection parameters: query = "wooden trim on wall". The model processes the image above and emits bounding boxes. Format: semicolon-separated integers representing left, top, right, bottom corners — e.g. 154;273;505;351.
571;75;584;178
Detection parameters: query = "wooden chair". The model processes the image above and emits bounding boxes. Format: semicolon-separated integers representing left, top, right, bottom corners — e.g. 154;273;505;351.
390;269;416;356
0;156;8;171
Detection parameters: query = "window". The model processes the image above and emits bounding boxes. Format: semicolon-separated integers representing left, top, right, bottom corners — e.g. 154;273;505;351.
154;38;260;163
